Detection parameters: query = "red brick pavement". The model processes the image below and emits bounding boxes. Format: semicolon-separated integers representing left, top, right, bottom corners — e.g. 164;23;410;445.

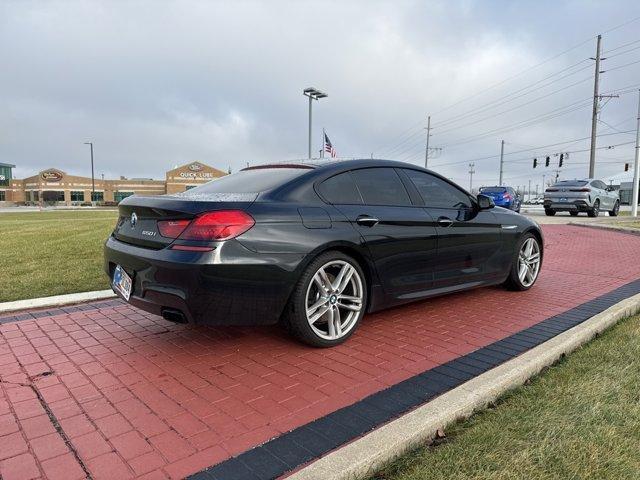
1;225;639;479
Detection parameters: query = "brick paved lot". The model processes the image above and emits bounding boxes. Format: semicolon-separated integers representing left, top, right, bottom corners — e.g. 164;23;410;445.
1;225;640;480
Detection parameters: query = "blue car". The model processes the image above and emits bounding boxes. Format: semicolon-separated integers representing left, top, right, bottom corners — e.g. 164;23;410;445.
479;186;521;212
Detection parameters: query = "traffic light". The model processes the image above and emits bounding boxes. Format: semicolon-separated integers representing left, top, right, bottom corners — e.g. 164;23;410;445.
559;153;564;168
545;156;550;167
533;158;537;168
625;163;630;172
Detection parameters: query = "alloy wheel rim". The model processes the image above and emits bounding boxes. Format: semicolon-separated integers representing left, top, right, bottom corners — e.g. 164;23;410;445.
517;238;541;288
305;260;363;340
594;201;599;215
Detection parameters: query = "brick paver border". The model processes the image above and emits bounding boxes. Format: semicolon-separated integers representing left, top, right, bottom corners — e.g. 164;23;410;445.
188;278;640;480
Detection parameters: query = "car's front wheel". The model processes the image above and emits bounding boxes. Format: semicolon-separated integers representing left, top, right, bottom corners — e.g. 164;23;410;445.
282;251;367;347
544;208;556;216
504;233;542;291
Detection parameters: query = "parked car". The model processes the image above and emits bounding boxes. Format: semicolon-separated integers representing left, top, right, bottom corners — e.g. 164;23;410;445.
543;179;620;217
478;186;521;212
104;159;544;347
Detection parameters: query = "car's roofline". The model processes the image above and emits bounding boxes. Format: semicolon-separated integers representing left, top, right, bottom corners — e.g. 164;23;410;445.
241;158;427;171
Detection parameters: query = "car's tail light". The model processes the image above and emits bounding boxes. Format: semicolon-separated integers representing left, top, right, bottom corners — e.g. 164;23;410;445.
178;210;255;241
546;188;558;192
157;219;191;238
570;188;591;192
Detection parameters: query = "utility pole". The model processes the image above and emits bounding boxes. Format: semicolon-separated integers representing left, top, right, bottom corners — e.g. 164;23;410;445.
589;35;602;178
499;139;505;185
528;179;532;203
535;184;539;197
468;163;475;193
424;115;431;168
554;169;561;183
632;89;640;217
542;174;546;190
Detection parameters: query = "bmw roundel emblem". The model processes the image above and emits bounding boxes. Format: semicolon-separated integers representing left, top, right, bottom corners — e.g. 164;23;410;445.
131;212;138;228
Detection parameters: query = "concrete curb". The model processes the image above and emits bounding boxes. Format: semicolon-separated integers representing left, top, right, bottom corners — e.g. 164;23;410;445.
569;221;640;236
288;292;640;480
0;290;116;315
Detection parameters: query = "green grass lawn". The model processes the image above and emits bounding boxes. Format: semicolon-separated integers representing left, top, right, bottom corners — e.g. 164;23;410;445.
0;210;118;302
371;313;640;480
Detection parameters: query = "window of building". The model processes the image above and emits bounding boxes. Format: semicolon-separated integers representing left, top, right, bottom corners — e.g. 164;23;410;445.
317;172;363;205
0;191;5;201
0;166;11;187
350;168;412;206
114;191;133;202
91;191;104;202
70;191;85;202
43;191;65;202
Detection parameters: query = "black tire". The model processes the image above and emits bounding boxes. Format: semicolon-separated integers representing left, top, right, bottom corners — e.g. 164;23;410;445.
587;199;600;217
569;211;579;216
504;233;542;291
609;200;620;217
544;208;556;216
281;251;367;347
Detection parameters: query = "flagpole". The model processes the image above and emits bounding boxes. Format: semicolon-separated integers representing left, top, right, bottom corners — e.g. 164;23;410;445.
321;128;325;158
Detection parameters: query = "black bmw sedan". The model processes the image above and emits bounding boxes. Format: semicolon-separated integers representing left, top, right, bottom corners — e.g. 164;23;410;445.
104;159;543;347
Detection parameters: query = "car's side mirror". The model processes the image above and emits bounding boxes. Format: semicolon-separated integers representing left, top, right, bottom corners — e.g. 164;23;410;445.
477;194;495;210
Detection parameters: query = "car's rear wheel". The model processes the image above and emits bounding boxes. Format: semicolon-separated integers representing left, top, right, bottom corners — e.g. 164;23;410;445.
504;233;542;291
609;200;620;217
544;208;556;216
282;251;367;347
588;199;600;217
570;211;579;216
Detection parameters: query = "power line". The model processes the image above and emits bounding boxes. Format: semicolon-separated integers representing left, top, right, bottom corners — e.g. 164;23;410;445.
433;60;592;129
436;76;593;137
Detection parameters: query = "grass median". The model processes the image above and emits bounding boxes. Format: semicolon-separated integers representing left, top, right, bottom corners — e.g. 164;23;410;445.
371;313;640;480
0;210;118;302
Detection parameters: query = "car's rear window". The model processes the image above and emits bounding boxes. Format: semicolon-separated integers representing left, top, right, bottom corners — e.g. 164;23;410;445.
480;187;506;193
553;180;588;187
185;167;309;194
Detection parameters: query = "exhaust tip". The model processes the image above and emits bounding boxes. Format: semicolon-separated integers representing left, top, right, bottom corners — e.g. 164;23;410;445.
161;308;188;324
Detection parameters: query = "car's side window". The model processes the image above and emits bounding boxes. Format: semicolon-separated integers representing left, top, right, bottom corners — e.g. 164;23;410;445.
317;172;363;204
350;168;412;206
403;169;472;209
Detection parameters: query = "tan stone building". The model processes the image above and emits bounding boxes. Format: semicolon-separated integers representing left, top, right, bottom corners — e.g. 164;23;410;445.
0;161;227;206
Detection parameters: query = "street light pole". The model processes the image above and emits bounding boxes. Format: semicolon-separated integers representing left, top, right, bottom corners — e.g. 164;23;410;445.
84;142;95;202
308;96;312;159
303;88;328;159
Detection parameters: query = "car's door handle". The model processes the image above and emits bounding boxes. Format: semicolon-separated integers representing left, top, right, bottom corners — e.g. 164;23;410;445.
437;216;454;227
356;215;379;227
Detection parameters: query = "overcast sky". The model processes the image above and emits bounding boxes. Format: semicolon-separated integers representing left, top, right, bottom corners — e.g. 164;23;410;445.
3;0;640;191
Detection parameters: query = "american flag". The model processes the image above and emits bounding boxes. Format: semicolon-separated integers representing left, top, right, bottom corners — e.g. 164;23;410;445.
324;132;337;158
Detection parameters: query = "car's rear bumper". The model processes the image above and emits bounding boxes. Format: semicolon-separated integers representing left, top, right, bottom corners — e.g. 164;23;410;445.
103;236;303;326
543;199;591;212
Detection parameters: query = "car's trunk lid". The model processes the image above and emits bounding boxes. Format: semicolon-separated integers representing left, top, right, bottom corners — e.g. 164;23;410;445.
113;193;257;249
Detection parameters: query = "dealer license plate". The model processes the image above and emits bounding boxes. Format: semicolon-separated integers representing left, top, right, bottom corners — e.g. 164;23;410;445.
112;265;132;301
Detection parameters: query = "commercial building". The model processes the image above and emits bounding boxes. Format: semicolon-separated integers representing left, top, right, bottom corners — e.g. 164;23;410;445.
0;161;227;206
